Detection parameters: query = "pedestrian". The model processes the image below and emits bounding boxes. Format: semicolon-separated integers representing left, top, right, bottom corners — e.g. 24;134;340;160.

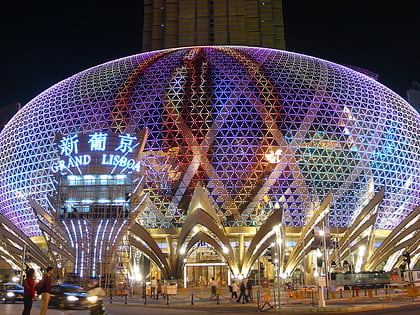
87;279;106;315
230;280;239;300
150;276;157;299
246;277;253;302
156;279;162;300
210;277;218;299
38;266;54;315
22;268;36;315
237;278;248;303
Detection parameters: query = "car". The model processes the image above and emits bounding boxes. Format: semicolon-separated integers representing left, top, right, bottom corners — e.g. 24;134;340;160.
48;284;90;309
0;283;24;303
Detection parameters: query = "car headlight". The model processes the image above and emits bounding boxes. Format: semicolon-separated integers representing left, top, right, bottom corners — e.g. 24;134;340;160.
6;292;15;298
87;296;98;302
66;295;79;302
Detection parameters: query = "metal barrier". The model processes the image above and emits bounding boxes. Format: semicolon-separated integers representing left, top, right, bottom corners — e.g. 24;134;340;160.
406;285;419;301
101;284;417;307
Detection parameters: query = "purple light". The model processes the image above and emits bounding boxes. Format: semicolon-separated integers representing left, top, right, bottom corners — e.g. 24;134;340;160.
0;46;418;237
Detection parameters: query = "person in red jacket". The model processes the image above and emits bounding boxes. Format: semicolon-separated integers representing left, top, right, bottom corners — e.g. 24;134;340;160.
22;268;36;315
38;266;54;315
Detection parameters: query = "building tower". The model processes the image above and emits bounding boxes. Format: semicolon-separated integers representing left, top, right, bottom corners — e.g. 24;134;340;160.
142;0;286;51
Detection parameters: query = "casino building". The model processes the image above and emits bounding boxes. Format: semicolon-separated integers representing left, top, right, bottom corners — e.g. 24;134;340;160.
0;46;419;287
0;2;419;287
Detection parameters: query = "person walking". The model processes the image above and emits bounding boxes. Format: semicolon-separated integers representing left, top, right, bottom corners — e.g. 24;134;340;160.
230;280;239;300
156;279;162;300
38;266;53;315
246;277;253;302
87;280;106;315
150;276;157;299
22;268;36;315
210;277;218;299
237;278;248;303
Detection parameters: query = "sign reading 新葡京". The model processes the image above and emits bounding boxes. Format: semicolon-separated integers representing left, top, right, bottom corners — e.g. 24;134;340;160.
51;132;142;174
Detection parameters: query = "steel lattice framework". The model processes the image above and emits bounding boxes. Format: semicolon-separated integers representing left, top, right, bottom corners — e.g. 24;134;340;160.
0;46;419;239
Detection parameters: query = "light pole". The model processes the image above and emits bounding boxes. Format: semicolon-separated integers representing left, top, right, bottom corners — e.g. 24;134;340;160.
20;244;27;285
315;248;326;307
319;226;330;289
315;224;331;308
274;223;283;308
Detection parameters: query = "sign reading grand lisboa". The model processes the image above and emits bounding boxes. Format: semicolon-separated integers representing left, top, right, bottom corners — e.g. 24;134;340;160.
51;132;142;174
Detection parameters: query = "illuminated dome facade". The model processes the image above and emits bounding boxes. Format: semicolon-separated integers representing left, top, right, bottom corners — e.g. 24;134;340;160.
0;46;419;240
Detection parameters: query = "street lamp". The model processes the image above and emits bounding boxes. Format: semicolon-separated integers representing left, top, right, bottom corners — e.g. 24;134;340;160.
318;228;330;288
273;223;283;308
313;225;331;308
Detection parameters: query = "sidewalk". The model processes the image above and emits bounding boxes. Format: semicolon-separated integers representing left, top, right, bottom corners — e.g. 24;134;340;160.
102;300;420;314
105;289;420;313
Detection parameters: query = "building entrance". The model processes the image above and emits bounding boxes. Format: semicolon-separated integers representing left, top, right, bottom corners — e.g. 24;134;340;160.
181;244;230;287
184;263;229;287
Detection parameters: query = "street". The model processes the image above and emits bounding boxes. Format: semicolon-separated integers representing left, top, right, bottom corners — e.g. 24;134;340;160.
1;301;420;315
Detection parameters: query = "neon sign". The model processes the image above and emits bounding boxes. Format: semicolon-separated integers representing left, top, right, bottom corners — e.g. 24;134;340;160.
51;132;142;173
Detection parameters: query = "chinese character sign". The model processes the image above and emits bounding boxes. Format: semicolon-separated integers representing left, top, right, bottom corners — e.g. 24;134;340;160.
59;135;79;156
52;132;142;174
115;134;137;153
88;132;108;151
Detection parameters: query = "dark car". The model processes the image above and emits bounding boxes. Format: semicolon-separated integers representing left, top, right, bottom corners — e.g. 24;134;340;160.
0;283;24;303
48;284;90;309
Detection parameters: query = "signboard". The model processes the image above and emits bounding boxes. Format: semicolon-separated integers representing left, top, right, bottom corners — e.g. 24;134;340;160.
261;277;269;288
165;284;177;295
318;276;326;287
51;131;144;174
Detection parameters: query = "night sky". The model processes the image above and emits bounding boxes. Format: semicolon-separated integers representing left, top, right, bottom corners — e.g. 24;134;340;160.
0;1;419;114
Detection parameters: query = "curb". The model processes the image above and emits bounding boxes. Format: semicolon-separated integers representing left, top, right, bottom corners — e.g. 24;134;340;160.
104;300;420;313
